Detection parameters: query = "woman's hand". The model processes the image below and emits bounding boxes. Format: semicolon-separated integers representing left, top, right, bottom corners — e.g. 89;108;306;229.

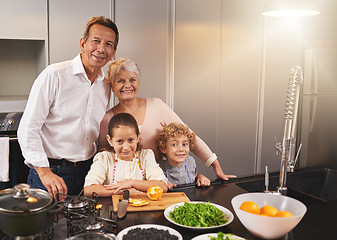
211;159;237;180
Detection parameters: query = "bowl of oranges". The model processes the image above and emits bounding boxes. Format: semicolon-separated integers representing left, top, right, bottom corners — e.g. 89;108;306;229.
231;192;307;239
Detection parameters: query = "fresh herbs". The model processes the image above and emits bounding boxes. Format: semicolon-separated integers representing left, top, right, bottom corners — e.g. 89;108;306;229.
209;232;225;240
169;202;228;227
209;232;245;240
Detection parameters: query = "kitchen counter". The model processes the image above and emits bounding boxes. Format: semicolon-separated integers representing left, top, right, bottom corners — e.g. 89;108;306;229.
5;165;334;240
98;165;337;240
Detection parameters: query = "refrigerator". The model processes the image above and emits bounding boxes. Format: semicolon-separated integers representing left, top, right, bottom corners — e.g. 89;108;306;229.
299;48;337;167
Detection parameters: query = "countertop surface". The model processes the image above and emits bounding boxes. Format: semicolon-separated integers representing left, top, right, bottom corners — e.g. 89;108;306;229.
2;165;336;240
96;164;337;240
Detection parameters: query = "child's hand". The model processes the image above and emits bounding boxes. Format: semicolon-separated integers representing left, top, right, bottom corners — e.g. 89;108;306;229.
104;183;118;192
104;180;133;194
128;188;145;195
166;180;177;190
104;183;145;195
196;174;210;187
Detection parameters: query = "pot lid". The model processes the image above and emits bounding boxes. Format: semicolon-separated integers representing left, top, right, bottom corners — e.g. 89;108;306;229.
0;183;53;213
64;196;89;209
65;232;117;240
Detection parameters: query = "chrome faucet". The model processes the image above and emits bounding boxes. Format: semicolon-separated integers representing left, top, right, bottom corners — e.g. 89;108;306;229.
274;66;303;194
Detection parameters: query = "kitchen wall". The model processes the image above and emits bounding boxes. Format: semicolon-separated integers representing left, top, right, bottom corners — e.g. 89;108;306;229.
116;0;337;178
0;0;47;112
300;0;337;167
1;0;335;179
173;0;263;177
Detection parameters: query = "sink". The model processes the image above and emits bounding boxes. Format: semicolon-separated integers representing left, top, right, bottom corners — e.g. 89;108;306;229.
235;168;337;204
287;168;337;202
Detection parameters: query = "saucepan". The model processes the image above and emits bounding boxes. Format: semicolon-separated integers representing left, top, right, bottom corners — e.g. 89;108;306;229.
0;183;63;237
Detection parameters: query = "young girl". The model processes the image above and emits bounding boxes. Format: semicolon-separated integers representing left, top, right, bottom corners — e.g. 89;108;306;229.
83;113;168;197
156;123;210;187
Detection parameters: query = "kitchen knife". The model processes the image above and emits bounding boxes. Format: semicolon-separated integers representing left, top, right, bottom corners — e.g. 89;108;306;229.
117;190;130;218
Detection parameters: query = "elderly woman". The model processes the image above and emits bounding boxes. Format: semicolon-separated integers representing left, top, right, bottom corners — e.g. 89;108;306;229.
98;58;236;182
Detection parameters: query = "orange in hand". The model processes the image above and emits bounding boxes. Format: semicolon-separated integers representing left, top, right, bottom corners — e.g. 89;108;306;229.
147;185;163;201
239;201;260;214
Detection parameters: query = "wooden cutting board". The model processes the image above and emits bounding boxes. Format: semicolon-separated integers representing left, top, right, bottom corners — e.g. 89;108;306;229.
112;192;190;212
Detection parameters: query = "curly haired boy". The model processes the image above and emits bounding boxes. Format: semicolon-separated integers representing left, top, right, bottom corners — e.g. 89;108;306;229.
156;123;210;186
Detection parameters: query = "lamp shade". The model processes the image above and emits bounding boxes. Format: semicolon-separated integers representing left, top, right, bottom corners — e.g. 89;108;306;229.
262;0;320;17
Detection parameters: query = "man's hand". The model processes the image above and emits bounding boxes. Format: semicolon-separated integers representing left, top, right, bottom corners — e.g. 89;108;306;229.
35;167;68;200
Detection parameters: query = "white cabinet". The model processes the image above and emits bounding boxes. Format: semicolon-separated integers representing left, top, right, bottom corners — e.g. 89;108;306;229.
0;0;48;112
217;0;263;175
114;0;169;101
173;0;264;177
174;0;222;177
0;0;47;40
48;0;112;64
0;0;112;112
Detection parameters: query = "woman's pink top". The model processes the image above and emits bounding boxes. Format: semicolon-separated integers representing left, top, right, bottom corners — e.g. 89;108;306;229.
98;98;213;165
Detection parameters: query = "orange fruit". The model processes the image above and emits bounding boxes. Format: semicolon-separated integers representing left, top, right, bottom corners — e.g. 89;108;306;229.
260;205;279;217
147;185;163;200
274;210;294;217
129;198;150;206
239;201;260;214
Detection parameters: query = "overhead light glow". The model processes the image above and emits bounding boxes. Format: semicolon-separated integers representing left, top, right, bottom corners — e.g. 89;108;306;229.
262;0;320;17
262;9;320;17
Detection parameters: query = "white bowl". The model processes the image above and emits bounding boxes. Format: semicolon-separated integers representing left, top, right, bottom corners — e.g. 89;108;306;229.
164;201;234;230
116;224;183;240
231;192;307;239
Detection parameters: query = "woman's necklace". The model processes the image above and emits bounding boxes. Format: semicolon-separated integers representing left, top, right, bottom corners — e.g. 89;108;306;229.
112;153;145;183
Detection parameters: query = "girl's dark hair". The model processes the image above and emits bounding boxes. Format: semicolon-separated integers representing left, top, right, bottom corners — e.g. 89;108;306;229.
107;113;142;152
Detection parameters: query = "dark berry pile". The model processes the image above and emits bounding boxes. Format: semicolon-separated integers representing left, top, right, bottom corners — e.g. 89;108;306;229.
122;227;179;240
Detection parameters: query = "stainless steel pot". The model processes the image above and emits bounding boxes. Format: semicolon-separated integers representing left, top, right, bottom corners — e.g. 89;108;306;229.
0;183;62;237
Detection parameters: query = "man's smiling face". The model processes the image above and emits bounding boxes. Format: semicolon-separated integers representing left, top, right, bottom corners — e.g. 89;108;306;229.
80;24;117;72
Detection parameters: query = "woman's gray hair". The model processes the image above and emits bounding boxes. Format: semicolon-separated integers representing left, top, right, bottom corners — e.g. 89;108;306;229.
108;58;141;85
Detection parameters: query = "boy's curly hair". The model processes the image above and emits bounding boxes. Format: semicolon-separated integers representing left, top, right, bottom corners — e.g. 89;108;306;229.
156;123;196;152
